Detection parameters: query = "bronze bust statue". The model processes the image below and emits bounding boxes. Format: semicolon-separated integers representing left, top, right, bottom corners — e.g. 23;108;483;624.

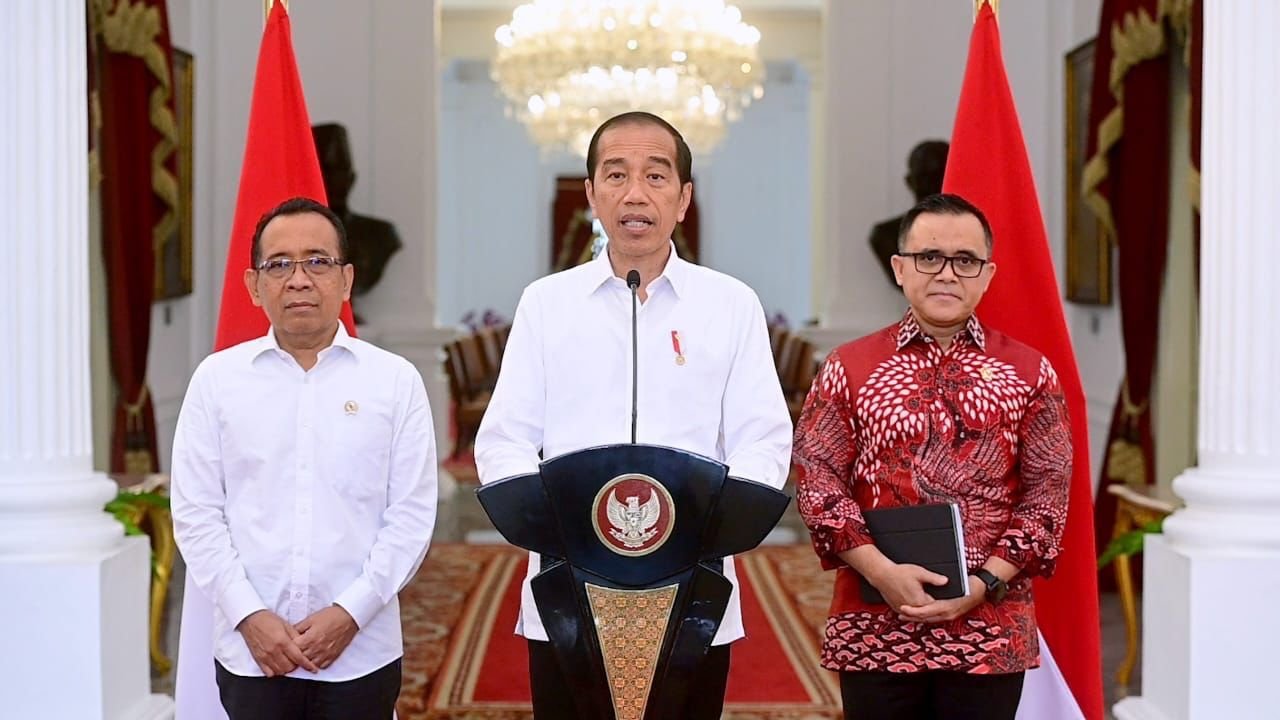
312;123;402;320
868;140;949;287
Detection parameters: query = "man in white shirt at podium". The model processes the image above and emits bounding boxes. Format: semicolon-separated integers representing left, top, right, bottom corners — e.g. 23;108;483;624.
476;111;793;719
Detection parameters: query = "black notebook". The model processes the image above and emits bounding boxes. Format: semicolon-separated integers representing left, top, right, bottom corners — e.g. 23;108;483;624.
858;503;969;604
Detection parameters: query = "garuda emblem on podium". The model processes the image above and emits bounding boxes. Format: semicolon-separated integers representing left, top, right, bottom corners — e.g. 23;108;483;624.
593;474;675;557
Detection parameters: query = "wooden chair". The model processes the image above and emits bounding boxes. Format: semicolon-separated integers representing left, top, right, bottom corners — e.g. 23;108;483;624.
442;325;514;458
443;338;491;457
768;324;788;364
476;325;505;377
779;338;818;425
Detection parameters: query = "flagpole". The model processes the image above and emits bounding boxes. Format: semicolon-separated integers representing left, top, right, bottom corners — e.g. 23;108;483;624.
264;0;289;24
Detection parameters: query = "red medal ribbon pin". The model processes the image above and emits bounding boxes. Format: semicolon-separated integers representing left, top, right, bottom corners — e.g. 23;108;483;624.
671;331;686;366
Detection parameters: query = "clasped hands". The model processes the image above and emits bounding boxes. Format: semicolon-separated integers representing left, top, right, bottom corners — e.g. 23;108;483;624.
865;562;987;624
237;605;359;677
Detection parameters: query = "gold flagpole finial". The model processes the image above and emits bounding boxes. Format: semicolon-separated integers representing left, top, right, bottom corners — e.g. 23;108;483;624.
973;0;999;20
264;0;289;25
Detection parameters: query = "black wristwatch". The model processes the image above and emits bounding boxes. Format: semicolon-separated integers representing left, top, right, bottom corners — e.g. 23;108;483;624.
972;569;1008;603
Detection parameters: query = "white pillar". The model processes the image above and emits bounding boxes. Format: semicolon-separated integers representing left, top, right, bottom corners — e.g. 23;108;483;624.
0;0;122;556
1115;2;1280;719
0;1;173;717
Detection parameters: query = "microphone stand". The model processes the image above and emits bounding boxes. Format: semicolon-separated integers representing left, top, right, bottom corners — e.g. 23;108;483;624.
626;269;641;444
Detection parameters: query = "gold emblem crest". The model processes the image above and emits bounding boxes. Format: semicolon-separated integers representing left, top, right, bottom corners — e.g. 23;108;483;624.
592;474;676;557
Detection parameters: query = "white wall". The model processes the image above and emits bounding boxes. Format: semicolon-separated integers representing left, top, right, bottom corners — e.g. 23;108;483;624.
698;61;812;325
437;59;556;328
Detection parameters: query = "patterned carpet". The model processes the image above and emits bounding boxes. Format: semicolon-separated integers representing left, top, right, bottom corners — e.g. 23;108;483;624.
395;544;840;720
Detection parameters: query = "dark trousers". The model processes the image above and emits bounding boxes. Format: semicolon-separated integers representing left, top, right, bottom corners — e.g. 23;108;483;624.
528;639;731;719
215;658;401;720
839;669;1025;720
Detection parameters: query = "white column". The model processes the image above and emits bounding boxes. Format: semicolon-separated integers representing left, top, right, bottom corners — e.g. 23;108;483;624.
0;1;173;717
1115;2;1280;719
0;0;121;557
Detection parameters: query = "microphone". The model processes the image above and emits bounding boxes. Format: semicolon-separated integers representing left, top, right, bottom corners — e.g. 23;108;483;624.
626;270;641;444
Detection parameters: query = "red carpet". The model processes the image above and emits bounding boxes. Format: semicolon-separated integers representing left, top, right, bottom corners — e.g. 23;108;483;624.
399;544;838;719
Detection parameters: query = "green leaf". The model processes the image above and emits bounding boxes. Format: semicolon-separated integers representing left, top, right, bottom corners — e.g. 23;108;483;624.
1097;518;1165;568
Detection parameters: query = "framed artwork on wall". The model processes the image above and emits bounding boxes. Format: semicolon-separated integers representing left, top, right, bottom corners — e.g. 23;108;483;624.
1064;38;1112;305
156;47;194;300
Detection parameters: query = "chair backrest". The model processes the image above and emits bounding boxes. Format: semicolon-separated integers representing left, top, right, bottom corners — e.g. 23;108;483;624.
443;340;467;401
476;326;503;376
768;324;788;363
455;333;494;396
775;333;804;389
788;340;818;397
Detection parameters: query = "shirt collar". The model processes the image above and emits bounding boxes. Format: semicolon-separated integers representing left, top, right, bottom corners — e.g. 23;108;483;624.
585;241;685;298
252;322;359;363
895;309;986;351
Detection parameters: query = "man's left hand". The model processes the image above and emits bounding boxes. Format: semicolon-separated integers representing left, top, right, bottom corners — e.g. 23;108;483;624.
295;605;359;669
897;575;987;624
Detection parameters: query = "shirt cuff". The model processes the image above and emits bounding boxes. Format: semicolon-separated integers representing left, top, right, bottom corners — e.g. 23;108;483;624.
334;575;386;629
221;578;268;630
816;522;874;571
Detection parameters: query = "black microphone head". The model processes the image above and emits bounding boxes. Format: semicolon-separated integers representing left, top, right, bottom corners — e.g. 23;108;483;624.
626;270;641;290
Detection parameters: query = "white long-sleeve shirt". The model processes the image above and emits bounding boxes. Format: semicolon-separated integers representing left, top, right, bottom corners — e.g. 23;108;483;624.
475;246;792;645
171;324;438;681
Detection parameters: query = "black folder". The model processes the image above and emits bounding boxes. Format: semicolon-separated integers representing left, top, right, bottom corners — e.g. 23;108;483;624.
858;503;969;604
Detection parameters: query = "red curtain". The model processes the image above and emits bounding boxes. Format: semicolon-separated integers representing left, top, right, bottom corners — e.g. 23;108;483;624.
92;0;178;473
1084;0;1201;567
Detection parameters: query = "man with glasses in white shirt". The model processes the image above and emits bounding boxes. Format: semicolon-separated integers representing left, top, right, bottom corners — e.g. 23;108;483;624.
172;197;438;719
475;112;793;719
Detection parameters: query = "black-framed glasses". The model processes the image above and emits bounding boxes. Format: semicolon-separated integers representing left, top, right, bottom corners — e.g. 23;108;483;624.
256;255;345;280
898;252;989;278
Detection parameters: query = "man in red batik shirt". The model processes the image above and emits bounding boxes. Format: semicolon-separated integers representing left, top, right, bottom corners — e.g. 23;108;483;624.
792;193;1072;720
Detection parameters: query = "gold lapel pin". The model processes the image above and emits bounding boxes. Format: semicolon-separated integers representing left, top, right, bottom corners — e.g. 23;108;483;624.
344;400;359;415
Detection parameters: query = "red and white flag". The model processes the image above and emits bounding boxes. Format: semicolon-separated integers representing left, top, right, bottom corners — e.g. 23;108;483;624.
174;4;354;717
942;4;1104;719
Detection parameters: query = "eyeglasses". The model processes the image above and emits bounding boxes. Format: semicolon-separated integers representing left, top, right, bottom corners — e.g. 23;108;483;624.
898;252;989;278
256;255;345;280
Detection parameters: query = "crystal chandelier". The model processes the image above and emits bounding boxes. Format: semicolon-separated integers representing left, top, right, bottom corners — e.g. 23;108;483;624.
493;0;765;157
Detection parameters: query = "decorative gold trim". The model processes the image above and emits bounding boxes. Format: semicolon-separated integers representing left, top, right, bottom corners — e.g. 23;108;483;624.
973;0;1000;19
1105;377;1149;487
1082;0;1191;240
146;502;175;673
122;384;155;473
585;583;678;720
93;0;180;293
